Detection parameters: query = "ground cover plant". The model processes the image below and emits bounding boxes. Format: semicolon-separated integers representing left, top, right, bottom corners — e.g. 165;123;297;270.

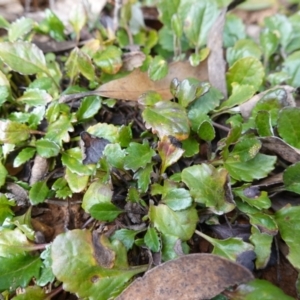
0;0;300;299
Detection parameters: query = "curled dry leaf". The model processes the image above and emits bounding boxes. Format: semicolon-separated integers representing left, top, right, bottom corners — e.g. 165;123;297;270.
239;85;296;119
207;8;227;98
260;136;300;163
29;155;49;185
116;253;254;300
59;60;208;103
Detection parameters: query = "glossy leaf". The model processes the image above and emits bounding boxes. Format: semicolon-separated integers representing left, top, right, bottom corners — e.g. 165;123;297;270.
224;154;276;182
134;163;153;193
283;161;300;194
179;0;219;48
226;57;264;94
223;14;246;48
182;164;235;214
0;42;49;75
234;187;271;210
76;96;101;121
162;188;192;211
94;46;123;75
65;168;89;193
90;202;124;222
0;195;15;224
13;147;35;167
0;120;30;144
36;139;60;158
17;88;52;107
142;101;190;140
111;229;139;251
51;230;147;300
144;227;160;252
226;39;262;67
8;17;34;42
103;144;126;169
278;107;300;149
82;181;113;212
124;142;156;171
149;204;198;241
275;205;300;269
29;181;49;205
0;162;8;188
196;230;254;262
230;137;261;162
231;279;294;300
260;28;279;61
148;55;168;81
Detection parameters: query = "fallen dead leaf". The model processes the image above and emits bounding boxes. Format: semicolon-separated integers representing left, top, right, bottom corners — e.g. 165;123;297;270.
116;253;254;300
29;154;49;185
260;136;300;163
207;8;227;98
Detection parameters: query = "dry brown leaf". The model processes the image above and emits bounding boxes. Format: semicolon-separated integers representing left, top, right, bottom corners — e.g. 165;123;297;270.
260;136;300;163
207;8;227;98
29;154;49;185
96;60;208;101
116;253;254;300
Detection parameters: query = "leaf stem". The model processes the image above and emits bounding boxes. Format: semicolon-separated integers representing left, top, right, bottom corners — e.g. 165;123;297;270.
195;229;215;245
30;130;45;135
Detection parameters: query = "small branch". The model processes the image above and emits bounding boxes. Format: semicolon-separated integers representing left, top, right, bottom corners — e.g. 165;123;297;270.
212;121;230;132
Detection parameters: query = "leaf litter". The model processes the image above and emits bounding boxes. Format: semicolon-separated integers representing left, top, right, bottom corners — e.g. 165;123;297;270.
0;0;300;299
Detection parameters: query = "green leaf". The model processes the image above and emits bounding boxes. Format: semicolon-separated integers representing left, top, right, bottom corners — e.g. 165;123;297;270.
162;188;192;211
255;111;273;137
197;120;215;141
66;47;95;81
226;57;264;94
142;101;190;140
161;233;189;261
260;28;279;61
0;120;30;144
36;246;55;287
283;161;300;194
65;168;89;193
61;147;95;176
124;142;156;171
88;123;119;143
250;226;273;269
111;229;139;250
224;153;276;182
182;136;199;157
51;230;147;299
36;139;60;158
148;55;168;81
223;14;246;48
230;137;262;162
197;231;254;261
93;46;122;74
12;286;46;300
0;254;42;292
8;17;34;42
149;204;198;241
217;84;255;111
0;195;15;224
0;42;49;75
134;163;154;193
144;227;160;252
29;181;49;205
103;144;126;169
231;279;294;300
226;39;262;67
176;78;210;108
69;3;87;40
179;0;219;48
264;14;293;50
45;115;74;145
234;187;271;210
0;70;11;107
76;96;101;121
182;164;235;214
0;162;8;188
90;202;124;222
278;107;300;148
17;88;52;107
275;205;300;269
82;181;113;212
40;9;65;41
